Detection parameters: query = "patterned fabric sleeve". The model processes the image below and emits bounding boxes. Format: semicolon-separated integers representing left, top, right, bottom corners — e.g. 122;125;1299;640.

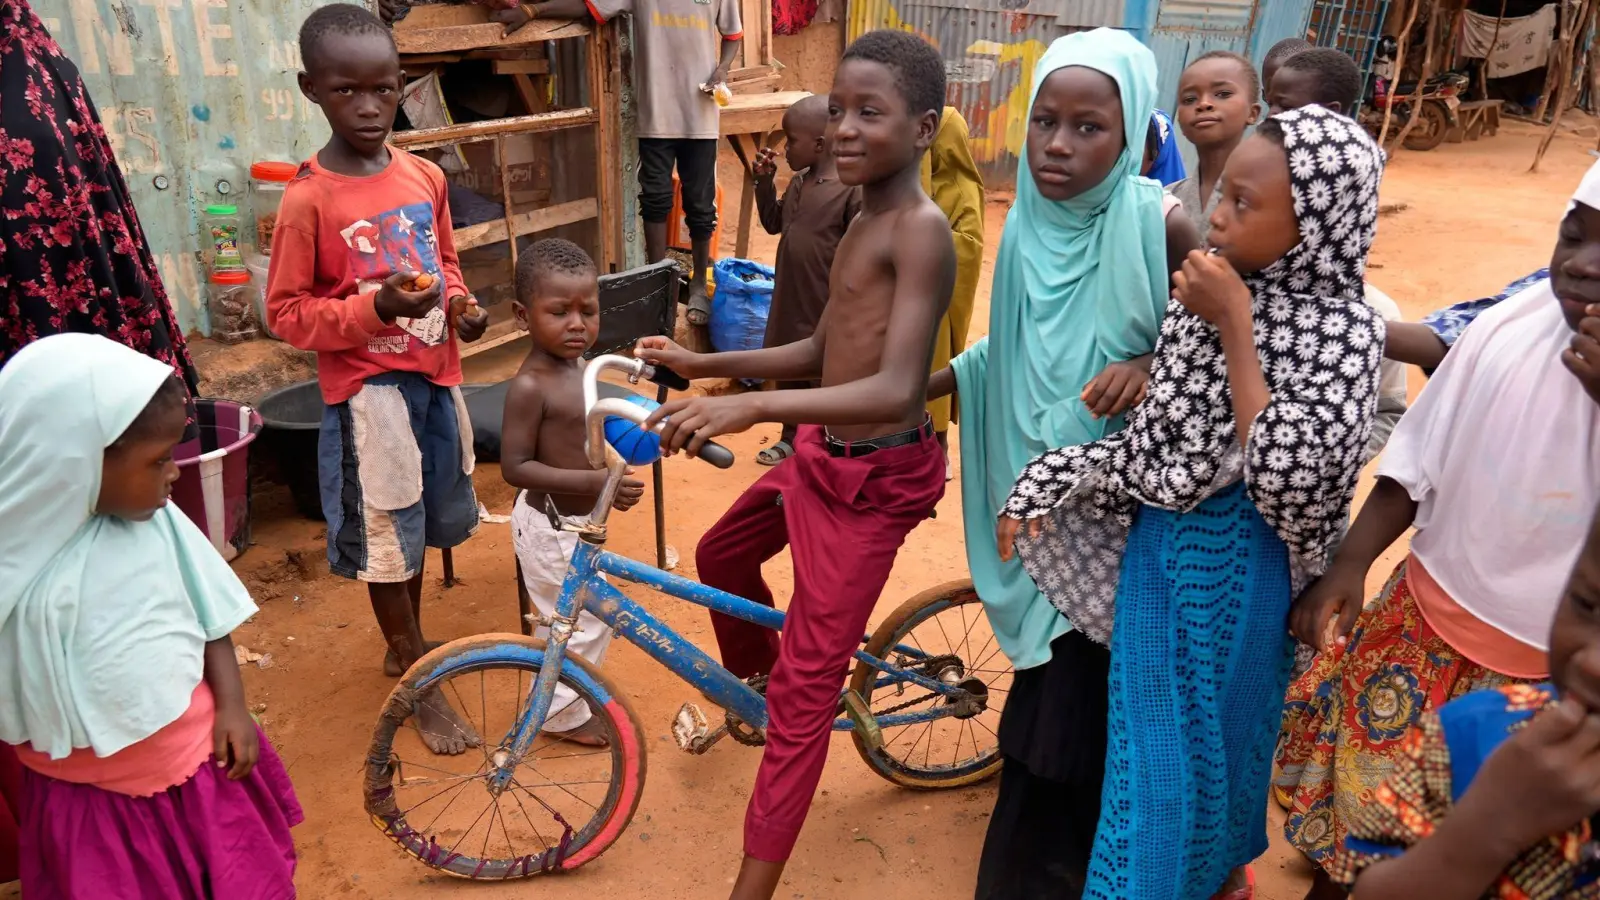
1325;711;1454;887
1243;299;1385;568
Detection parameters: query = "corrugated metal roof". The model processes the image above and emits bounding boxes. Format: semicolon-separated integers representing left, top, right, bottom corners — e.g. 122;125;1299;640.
1154;0;1256;32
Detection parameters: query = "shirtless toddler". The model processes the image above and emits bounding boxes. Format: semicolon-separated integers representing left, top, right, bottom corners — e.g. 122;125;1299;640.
500;239;645;748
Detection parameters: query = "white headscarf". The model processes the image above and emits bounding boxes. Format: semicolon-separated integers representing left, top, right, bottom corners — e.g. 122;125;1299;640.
0;334;256;758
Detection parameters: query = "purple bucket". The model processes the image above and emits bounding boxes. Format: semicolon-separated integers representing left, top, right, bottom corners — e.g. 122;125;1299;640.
171;399;263;562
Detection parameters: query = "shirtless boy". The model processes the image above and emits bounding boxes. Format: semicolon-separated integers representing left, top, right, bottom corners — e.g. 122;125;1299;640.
635;29;956;900
499;239;644;748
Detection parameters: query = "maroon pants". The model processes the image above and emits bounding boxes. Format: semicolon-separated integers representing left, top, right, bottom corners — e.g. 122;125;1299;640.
695;425;944;861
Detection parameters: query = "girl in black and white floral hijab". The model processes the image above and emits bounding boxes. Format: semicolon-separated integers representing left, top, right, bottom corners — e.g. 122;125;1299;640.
995;105;1385;900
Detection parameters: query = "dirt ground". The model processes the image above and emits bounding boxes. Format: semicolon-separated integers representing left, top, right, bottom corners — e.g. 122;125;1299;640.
9;119;1594;900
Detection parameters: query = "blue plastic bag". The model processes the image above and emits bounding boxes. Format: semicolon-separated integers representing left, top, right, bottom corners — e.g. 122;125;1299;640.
708;258;774;356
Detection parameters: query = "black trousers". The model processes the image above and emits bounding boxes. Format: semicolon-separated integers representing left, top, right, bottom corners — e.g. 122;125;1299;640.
638;137;718;239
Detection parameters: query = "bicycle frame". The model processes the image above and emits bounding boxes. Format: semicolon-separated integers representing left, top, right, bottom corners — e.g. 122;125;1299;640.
494;355;976;774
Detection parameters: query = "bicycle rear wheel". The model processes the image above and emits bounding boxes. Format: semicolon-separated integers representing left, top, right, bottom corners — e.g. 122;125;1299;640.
363;634;647;879
848;580;1009;789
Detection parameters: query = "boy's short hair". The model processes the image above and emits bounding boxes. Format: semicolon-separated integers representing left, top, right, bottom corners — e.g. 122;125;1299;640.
841;30;947;119
299;3;395;75
515;238;598;300
1188;50;1261;104
1281;48;1364;113
1264;37;1314;70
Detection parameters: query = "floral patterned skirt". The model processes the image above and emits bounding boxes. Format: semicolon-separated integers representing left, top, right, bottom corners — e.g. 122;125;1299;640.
1272;560;1532;866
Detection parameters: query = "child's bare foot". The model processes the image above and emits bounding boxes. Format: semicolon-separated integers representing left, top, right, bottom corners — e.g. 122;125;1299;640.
545;717;610;748
414;689;483;755
384;640;444;677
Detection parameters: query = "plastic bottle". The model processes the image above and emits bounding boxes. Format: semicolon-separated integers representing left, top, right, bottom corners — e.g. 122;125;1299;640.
205;204;245;272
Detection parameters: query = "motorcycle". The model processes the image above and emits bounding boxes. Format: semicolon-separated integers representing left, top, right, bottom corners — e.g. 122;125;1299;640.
1360;67;1470;152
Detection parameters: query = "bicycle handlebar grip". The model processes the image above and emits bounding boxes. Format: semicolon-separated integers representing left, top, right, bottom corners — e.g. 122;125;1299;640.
695;439;735;469
647;364;692;392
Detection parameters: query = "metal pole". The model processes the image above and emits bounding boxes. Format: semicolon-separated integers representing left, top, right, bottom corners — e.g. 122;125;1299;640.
653;382;669;569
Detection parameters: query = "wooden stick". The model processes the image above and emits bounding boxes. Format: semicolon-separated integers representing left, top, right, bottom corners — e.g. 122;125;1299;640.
1479;0;1509;98
1379;0;1421;146
496;136;519;284
1393;0;1439;150
1532;0;1598;170
1533;0;1581;122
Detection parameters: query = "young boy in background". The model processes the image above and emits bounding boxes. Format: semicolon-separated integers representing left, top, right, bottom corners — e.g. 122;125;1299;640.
751;94;861;466
1328;501;1600;899
500;239;643;748
1265;46;1364;116
1261;36;1313;105
634;29;956;899
268;3;490;755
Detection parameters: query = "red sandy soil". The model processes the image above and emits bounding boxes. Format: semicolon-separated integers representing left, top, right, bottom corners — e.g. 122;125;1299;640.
6;117;1599;900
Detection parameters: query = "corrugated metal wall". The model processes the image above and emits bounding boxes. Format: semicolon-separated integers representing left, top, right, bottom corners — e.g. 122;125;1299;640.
847;0;1315;186
848;0;1127;184
31;0;335;335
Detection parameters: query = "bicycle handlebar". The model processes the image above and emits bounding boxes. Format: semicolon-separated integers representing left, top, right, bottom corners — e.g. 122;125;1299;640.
582;354;734;471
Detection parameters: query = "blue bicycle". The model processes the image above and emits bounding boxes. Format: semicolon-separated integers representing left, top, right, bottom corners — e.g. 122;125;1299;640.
363;355;1010;880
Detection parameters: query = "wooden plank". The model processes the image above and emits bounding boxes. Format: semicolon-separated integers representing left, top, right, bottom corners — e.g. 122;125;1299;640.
460;315;527;359
392;107;598;150
511;74;545;115
718;90;809;136
493;58;551;75
399;52;465;63
453;197;599;251
591;23;621;272
394;17;590;55
729;67;782;94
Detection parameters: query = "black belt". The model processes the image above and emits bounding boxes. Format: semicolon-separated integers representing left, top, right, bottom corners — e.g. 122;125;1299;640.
824;418;934;458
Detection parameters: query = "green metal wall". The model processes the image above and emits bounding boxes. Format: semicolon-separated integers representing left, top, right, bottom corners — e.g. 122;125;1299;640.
32;0;336;334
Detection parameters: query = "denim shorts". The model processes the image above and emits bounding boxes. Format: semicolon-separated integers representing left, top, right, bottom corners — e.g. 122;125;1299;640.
318;372;478;582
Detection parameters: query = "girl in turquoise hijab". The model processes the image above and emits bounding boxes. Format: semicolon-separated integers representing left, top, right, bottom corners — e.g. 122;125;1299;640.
0;334;301;897
928;27;1198;899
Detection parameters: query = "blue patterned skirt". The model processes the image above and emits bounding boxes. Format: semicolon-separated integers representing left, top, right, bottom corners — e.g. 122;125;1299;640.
1083;482;1294;900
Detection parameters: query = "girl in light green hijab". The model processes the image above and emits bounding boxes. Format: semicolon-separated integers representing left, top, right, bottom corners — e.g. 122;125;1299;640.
925;28;1198;899
0;334;300;897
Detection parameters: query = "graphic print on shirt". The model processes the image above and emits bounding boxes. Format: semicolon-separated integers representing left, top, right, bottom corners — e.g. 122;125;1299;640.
339;200;447;354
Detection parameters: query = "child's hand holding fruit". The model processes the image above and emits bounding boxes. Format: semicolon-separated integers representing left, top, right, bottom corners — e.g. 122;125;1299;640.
452;294;490;343
375;270;442;322
753;147;779;179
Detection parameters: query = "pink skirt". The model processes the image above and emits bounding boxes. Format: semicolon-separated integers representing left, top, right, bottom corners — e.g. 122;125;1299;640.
19;727;302;899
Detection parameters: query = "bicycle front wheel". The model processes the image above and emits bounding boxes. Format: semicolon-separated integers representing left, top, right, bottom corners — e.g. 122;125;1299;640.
849;580;1009;789
363;633;647;879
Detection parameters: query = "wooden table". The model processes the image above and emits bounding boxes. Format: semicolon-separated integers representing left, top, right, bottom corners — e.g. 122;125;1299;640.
720;91;811;258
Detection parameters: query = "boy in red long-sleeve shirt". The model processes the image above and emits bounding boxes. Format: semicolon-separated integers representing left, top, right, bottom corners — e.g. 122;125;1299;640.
267;3;491;755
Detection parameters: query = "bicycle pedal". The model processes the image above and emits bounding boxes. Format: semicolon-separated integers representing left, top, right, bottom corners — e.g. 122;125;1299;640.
842;690;883;751
672;702;728;754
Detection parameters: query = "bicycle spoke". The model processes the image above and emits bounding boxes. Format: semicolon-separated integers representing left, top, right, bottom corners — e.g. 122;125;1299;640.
505;778;553;856
519;766;603;813
445;791;500;860
418;775;482;838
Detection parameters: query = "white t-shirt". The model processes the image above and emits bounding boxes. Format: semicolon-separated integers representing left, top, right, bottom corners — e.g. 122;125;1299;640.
591;0;742;139
1378;281;1600;650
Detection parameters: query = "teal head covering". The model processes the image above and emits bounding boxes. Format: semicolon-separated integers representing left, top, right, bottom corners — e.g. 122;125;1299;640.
950;28;1170;669
0;334;256;759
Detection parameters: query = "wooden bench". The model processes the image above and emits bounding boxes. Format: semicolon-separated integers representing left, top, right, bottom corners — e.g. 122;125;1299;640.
1447;99;1505;143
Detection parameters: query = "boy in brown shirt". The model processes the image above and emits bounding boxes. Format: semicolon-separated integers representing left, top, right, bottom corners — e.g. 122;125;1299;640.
752;93;861;465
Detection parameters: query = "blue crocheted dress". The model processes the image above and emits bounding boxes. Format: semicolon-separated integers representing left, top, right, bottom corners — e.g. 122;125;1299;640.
1083;483;1295;900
